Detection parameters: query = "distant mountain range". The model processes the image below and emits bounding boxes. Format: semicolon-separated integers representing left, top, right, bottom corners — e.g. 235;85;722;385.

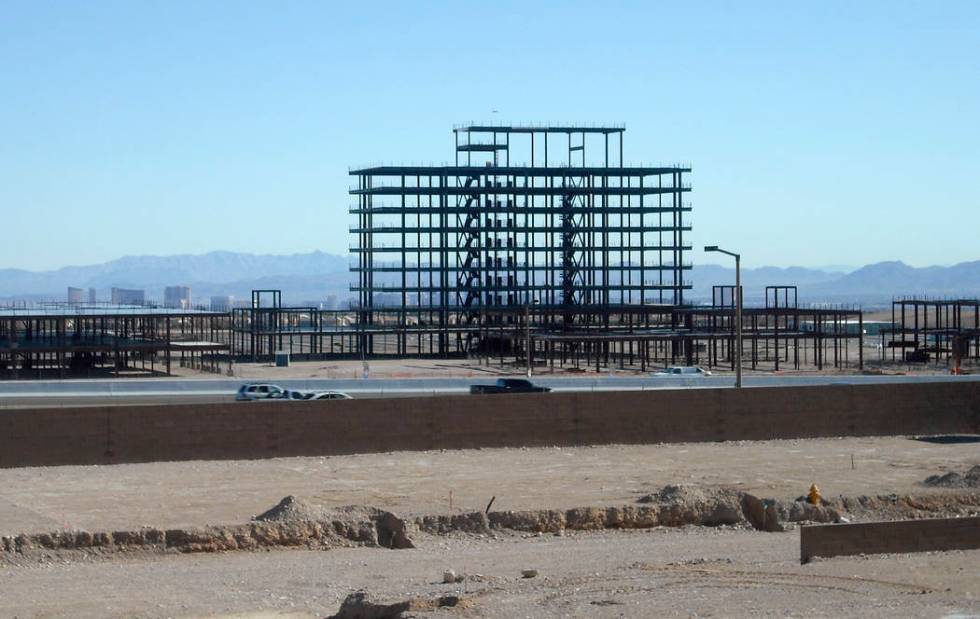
691;260;980;305
1;252;977;308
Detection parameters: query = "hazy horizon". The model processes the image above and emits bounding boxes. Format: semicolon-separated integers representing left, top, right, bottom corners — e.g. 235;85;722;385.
5;247;979;275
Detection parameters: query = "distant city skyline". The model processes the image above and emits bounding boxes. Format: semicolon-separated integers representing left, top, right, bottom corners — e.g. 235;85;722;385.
1;2;978;271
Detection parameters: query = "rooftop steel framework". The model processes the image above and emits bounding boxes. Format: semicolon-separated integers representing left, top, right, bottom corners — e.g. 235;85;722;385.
350;124;692;354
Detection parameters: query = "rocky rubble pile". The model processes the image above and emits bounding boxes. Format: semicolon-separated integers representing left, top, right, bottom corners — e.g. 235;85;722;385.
923;464;980;489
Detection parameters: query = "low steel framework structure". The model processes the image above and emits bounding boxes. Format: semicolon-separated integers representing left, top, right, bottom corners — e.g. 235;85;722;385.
473;292;864;373
881;297;980;366
0;306;228;379
228;290;363;360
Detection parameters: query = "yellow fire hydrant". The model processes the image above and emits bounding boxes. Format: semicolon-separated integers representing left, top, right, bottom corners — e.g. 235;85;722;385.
808;484;822;505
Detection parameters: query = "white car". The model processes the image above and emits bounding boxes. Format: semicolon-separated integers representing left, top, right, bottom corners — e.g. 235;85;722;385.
236;383;288;401
310;391;353;400
653;366;712;377
286;390;353;401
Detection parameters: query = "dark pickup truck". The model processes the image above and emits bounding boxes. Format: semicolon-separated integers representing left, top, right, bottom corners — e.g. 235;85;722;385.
469;378;552;395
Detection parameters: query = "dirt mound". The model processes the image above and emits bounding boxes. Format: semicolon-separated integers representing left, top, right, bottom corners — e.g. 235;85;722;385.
922;465;980;488
838;493;980;520
641;485;744;527
254;498;414;550
2;497;415;560
254;495;328;522
5;489;977;564
635;485;840;531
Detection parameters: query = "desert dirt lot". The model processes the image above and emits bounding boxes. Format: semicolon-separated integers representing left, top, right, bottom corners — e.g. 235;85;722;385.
1;436;978;534
3;528;980;619
1;436;979;617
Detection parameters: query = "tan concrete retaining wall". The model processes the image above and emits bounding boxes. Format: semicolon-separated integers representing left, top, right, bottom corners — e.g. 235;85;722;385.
800;516;980;562
1;382;977;468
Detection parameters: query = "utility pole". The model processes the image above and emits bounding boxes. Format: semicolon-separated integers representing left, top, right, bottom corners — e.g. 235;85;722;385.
526;303;531;378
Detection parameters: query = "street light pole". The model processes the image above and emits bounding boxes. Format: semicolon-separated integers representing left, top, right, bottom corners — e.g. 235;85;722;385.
705;246;742;388
734;253;742;389
525;298;538;378
360;308;369;380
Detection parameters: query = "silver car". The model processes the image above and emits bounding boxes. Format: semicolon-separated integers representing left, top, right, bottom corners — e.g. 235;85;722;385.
236;383;288;401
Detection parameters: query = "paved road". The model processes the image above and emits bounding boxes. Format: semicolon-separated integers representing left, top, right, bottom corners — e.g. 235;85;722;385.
0;373;977;408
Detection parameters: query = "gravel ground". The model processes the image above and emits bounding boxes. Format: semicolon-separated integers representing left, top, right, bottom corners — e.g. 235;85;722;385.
2;527;979;618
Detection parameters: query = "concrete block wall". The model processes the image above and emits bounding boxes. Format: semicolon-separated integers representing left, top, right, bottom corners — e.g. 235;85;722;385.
801;516;980;562
0;381;977;468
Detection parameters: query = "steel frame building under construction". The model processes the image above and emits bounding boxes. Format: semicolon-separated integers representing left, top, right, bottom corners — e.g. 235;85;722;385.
881;297;980;366
0;306;228;379
350;124;692;356
0;124;882;378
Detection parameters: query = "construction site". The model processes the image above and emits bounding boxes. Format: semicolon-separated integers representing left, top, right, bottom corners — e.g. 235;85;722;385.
3;292;978;379
2;125;977;380
1;381;979;618
6;0;980;613
1;124;979;619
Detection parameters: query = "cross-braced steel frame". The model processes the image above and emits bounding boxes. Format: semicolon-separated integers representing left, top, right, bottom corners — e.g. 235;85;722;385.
350;124;692;356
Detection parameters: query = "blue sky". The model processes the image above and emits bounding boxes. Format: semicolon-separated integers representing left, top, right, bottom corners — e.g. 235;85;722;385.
1;1;978;271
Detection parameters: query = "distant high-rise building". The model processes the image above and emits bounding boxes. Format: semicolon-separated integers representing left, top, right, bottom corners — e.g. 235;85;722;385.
164;286;192;309
88;288;97;303
209;295;234;311
67;287;84;304
111;287;145;305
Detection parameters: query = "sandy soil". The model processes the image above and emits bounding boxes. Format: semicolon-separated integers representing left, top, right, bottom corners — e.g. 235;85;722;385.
2;527;979;618
2;437;978;618
1;437;977;535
